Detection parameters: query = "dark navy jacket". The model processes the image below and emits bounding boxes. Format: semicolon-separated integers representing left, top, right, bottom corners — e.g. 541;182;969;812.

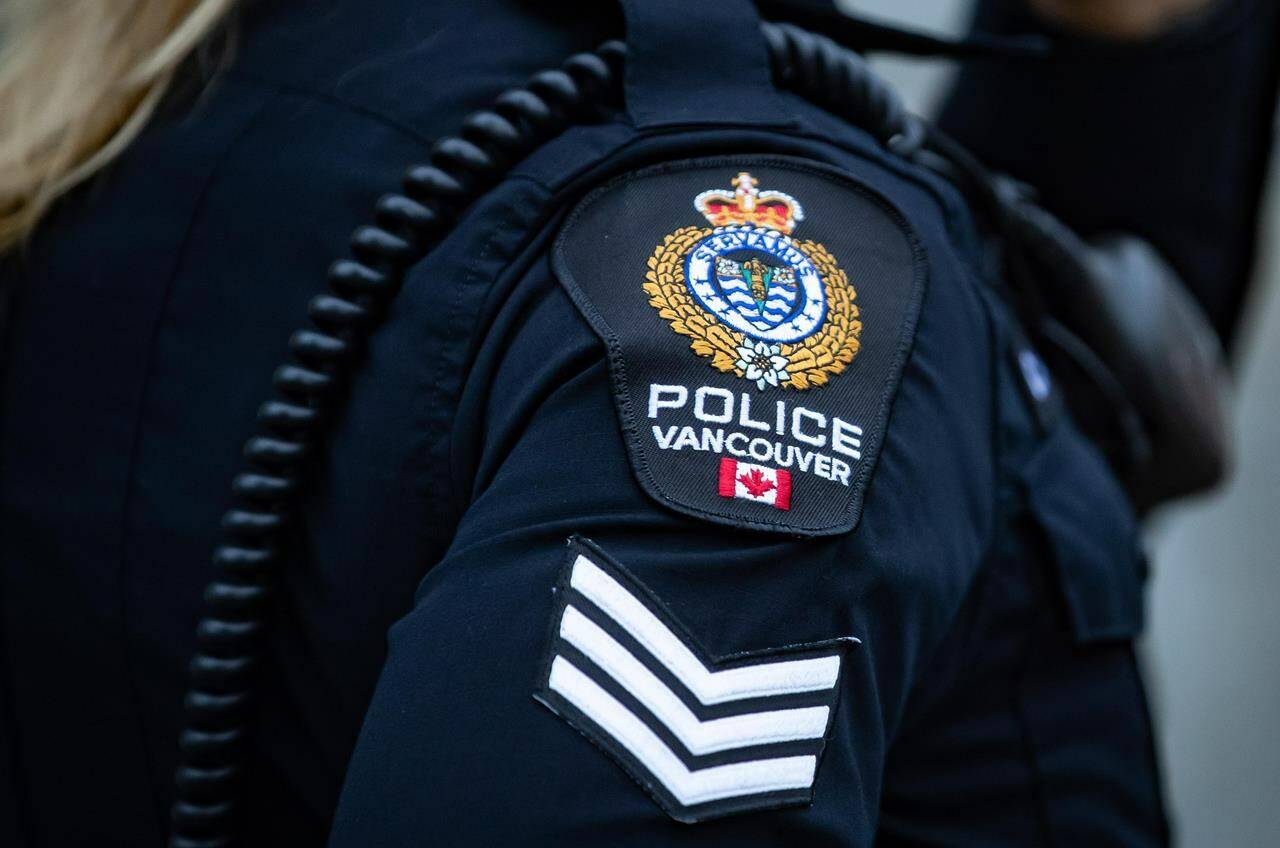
0;0;1274;845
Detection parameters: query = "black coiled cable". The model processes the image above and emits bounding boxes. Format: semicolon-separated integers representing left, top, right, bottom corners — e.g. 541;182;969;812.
764;22;923;155
167;23;918;848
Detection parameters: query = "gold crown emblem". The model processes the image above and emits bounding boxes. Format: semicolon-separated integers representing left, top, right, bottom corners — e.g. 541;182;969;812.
693;172;805;235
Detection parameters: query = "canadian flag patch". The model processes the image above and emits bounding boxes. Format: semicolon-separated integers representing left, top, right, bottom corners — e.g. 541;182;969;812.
718;458;792;510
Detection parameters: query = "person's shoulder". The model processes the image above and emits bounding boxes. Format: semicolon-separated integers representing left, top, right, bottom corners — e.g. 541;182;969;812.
225;0;620;139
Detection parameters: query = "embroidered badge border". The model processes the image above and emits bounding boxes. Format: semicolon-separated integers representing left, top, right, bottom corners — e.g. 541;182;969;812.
552;156;928;536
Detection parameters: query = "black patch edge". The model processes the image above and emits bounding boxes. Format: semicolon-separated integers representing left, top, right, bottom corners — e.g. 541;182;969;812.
550;154;930;537
532;536;859;824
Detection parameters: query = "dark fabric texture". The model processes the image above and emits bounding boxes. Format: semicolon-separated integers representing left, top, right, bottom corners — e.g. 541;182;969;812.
619;0;791;129
0;1;623;844
3;0;1270;844
940;0;1280;349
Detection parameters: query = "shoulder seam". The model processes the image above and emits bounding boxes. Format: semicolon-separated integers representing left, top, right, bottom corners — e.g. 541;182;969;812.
218;69;437;149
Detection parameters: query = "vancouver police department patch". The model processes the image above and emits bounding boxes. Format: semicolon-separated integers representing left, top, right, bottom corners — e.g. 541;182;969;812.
553;157;926;535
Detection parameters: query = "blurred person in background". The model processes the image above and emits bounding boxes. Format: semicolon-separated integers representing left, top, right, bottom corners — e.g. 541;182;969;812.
0;0;1275;846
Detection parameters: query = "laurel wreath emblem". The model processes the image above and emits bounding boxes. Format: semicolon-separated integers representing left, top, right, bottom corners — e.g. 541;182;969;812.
643;226;862;390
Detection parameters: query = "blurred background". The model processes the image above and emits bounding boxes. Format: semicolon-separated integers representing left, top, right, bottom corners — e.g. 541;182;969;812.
845;0;1280;844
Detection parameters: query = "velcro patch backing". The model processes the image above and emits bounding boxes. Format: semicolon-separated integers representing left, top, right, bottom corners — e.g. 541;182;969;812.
553;156;926;535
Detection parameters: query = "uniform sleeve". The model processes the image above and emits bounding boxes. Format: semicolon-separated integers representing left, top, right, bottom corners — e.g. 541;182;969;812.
938;0;1280;345
323;168;998;846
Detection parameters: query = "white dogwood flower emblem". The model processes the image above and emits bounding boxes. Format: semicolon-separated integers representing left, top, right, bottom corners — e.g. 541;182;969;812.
735;340;790;390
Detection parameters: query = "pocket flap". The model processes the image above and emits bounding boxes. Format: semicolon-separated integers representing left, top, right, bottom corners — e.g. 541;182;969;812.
1022;426;1146;643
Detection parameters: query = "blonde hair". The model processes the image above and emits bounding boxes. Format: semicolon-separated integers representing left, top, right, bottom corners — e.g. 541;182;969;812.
0;0;235;252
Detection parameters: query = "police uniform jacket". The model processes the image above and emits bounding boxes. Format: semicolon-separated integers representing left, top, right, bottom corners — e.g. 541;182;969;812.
1;0;1277;845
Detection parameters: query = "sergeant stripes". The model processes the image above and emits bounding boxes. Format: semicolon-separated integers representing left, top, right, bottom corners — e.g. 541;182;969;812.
534;541;850;822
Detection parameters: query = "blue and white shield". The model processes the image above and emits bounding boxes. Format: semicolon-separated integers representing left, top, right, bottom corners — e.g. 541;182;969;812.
684;226;826;343
714;255;801;333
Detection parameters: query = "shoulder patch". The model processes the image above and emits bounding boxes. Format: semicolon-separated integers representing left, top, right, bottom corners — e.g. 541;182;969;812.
534;537;854;822
553;156;926;535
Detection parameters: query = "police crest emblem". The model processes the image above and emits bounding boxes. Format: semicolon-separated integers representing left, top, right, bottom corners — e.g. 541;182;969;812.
643;173;862;390
554;156;924;535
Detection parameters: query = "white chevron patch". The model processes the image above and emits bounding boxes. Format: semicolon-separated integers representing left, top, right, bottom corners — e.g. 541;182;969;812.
534;539;854;823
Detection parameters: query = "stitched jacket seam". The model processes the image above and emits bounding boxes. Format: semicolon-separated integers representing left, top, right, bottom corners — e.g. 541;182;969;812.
115;85;281;836
220;69;437;148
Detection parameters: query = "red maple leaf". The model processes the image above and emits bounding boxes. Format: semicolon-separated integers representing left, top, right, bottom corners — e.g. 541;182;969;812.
738;469;776;498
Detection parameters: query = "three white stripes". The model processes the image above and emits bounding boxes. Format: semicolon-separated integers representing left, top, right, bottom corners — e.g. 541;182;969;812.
560;606;831;755
543;552;843;814
568;555;840;703
548;658;819;807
